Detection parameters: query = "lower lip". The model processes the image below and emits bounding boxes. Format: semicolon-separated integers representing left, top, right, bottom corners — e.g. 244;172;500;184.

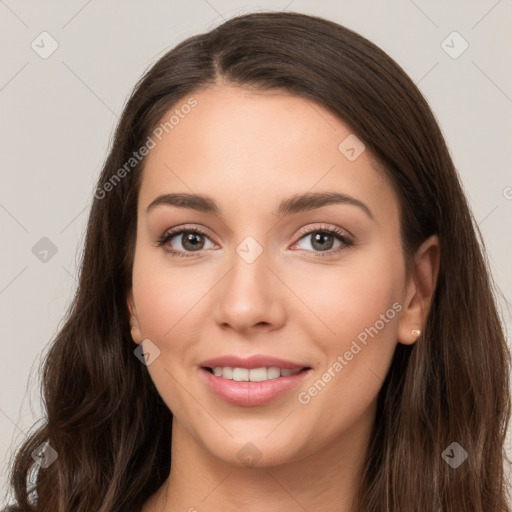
199;367;312;406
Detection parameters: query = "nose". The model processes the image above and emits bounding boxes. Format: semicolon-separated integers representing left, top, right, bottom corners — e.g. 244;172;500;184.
212;245;287;335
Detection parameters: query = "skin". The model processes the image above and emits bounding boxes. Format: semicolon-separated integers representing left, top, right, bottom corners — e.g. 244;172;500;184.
127;85;440;512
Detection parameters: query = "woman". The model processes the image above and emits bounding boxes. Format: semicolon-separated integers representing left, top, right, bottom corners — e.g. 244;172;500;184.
5;11;511;512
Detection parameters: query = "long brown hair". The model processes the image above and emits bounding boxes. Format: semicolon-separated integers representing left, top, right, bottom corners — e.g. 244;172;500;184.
6;11;511;511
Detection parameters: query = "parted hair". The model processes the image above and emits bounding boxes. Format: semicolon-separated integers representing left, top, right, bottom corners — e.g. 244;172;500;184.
6;11;511;512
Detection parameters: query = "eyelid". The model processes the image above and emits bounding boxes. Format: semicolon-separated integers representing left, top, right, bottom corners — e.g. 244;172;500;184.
155;225;216;257
290;223;354;256
294;223;354;242
158;224;215;242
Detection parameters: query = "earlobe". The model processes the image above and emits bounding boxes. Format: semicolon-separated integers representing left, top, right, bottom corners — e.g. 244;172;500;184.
397;234;440;345
127;288;143;344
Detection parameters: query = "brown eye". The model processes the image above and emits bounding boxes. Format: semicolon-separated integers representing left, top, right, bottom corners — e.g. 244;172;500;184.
179;232;206;251
309;232;336;251
292;226;354;257
157;228;215;257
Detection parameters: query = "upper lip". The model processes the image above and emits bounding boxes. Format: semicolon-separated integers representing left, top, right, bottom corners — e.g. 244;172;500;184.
200;354;310;370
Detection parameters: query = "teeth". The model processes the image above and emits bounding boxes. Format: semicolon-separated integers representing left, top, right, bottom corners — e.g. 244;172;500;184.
267;367;281;379
222;367;233;379
210;366;303;381
232;368;249;382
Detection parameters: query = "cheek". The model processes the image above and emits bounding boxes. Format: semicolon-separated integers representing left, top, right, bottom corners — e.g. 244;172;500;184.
292;247;403;349
130;252;209;416
337;267;399;343
292;249;403;435
131;246;210;341
131;252;209;416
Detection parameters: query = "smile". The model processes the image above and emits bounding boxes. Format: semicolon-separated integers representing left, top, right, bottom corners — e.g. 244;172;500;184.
199;365;312;407
206;366;303;381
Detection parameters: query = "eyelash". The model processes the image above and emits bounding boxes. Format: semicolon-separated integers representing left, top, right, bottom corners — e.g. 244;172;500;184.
156;224;354;259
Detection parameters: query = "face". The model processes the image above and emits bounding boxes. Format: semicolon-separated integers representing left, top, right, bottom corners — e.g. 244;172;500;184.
127;85;432;467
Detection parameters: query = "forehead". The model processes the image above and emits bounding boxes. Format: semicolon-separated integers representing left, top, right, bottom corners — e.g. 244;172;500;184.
138;85;399;223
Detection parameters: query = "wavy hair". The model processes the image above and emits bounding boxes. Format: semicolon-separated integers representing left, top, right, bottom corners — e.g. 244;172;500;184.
5;11;511;512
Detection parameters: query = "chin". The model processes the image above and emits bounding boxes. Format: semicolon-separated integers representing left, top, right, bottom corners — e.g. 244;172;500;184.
199;429;309;469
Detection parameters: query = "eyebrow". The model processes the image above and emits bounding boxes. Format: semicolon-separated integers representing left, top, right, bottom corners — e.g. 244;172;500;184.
146;191;374;220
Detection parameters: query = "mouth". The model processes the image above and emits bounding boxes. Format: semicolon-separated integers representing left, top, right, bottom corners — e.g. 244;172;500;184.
202;365;311;381
198;356;312;406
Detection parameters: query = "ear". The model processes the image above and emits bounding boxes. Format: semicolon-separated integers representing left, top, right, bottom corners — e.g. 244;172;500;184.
397;234;440;345
127;288;143;344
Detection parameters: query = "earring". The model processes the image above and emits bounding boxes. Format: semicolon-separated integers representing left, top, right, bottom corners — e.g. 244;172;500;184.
411;329;421;339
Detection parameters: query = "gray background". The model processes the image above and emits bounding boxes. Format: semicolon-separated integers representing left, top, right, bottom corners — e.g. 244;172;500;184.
1;0;511;504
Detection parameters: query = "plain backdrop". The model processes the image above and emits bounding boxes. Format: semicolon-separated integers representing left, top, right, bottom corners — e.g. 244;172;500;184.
1;0;511;504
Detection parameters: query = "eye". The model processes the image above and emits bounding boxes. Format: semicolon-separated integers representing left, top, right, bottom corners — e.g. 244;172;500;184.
156;227;216;257
291;225;354;256
156;224;354;258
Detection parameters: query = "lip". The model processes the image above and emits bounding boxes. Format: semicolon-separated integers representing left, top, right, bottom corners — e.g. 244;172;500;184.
199;367;312;406
200;354;308;370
